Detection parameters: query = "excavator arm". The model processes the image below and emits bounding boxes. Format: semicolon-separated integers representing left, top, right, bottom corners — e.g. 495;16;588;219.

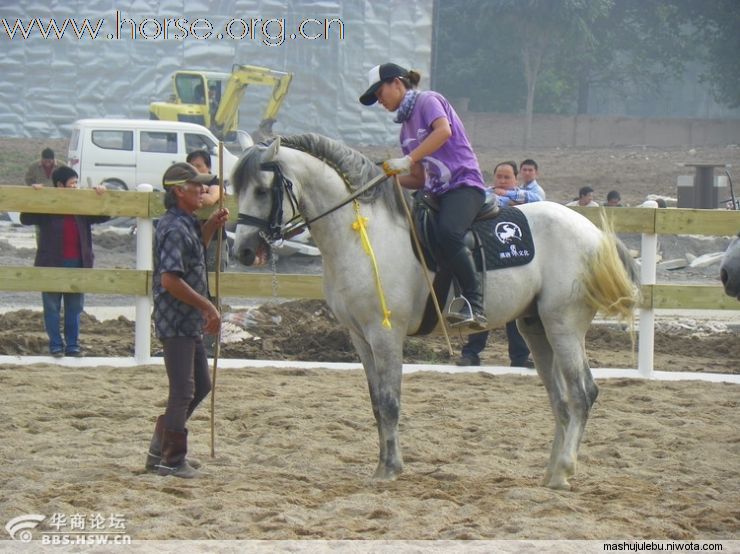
213;65;293;141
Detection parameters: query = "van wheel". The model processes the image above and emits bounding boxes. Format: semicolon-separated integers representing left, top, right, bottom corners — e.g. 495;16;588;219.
102;179;128;191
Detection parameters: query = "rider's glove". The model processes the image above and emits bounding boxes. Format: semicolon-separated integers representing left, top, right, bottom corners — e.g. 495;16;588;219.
382;155;413;176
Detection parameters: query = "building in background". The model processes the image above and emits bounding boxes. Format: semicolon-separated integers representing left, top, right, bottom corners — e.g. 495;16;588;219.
1;1;434;144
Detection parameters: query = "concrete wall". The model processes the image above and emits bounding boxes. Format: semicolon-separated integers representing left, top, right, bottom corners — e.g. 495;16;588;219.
456;111;740;148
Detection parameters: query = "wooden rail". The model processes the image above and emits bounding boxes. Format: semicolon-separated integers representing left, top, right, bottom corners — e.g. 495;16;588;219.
1;186;738;311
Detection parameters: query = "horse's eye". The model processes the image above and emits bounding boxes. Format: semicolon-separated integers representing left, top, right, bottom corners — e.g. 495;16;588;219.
255;188;269;198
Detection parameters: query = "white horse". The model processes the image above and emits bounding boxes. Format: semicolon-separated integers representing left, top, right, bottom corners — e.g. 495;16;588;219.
720;233;740;299
232;134;638;490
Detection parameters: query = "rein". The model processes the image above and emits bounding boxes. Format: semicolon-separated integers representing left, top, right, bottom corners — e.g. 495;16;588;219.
236;161;390;242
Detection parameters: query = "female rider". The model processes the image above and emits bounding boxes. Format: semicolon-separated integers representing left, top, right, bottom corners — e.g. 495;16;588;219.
359;62;490;329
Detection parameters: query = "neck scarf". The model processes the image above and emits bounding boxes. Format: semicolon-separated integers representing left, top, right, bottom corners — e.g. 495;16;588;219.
394;90;419;124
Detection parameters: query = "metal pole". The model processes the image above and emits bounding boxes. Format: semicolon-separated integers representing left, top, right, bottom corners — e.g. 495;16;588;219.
134;183;153;364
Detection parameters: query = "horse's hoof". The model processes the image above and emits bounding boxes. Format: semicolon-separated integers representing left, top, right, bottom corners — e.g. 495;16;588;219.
544;475;572;491
372;464;402;481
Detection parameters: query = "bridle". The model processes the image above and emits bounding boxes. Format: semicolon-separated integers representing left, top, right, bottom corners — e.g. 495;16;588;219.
236;161;390;243
236;161;301;242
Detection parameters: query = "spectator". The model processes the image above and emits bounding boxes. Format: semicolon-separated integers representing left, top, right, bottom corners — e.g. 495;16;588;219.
186;149;229;273
567;186;599;207
517;158;546;202
19;167;108;357
492;160;521;208
457;160;536;369
606;190;622;207
146;162;229;479
495;158;544;207
24;147;66;187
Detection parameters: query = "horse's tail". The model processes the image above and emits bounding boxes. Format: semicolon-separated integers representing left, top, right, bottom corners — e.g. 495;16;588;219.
581;213;640;320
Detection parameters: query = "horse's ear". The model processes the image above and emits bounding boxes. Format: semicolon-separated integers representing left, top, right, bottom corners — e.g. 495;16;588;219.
261;136;280;164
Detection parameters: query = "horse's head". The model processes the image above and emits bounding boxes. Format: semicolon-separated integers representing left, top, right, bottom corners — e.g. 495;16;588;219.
231;137;300;266
720;233;740;300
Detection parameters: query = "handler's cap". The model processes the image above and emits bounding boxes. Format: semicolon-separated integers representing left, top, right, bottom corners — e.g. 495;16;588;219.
162;162;214;188
359;63;409;106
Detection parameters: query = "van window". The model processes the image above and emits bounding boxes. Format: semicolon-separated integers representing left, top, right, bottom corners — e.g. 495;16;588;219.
92;130;133;151
141;131;177;153
185;133;216;153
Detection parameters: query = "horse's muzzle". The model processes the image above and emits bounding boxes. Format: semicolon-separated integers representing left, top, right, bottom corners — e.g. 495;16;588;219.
237;235;270;267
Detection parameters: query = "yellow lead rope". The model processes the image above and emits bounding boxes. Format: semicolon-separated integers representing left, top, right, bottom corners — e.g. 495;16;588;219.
351;200;392;329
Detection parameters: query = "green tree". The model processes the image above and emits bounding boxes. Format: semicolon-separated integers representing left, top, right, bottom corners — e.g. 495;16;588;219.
566;0;697;114
496;0;612;146
436;0;611;147
683;0;740;108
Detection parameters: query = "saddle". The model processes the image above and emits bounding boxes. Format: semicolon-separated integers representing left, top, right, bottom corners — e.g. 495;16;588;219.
410;192;535;336
416;190;501;222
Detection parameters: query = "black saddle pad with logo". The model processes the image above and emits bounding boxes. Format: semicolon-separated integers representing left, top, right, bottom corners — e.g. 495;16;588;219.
472;207;535;271
409;205;534;336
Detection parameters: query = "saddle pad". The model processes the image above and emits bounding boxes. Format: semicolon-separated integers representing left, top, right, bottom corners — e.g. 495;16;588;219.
472;207;534;271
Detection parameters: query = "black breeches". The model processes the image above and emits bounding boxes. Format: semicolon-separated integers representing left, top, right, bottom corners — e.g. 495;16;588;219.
435;186;485;259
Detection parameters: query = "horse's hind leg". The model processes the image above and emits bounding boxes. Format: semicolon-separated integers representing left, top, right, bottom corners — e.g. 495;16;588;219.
349;330;404;480
516;317;565;486
539;315;599;490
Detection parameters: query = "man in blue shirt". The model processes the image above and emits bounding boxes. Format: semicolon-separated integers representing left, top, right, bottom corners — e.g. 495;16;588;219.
496;158;546;207
457;159;545;368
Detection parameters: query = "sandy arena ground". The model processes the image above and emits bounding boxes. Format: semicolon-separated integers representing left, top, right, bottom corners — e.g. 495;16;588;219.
0;364;738;540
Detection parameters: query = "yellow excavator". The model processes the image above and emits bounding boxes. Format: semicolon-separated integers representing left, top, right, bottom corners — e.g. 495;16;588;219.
149;64;293;142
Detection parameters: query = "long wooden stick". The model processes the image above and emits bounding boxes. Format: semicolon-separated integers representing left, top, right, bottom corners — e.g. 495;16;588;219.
393;176;454;357
210;142;226;458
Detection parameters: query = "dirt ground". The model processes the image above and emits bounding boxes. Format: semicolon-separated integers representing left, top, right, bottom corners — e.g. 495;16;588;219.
0;363;738;540
0;300;738;374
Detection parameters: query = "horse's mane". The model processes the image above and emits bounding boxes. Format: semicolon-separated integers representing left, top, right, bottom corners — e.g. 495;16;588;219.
232;133;408;216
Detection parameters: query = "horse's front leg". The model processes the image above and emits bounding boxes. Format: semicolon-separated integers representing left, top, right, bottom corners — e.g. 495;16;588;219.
350;329;404;480
373;361;403;480
349;331;386;469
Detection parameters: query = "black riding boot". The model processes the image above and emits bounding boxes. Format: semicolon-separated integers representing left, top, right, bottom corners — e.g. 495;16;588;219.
446;248;488;330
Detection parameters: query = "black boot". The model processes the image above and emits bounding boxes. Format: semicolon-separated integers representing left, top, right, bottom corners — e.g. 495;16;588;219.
446;248;488;330
145;416;201;472
157;429;201;479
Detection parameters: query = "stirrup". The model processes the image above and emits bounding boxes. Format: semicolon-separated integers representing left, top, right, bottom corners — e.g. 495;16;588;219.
446;296;474;328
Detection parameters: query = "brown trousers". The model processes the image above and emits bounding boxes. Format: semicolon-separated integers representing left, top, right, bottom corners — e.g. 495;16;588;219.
161;336;212;431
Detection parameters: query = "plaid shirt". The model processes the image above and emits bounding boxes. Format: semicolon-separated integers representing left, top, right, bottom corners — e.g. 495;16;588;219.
153;207;209;338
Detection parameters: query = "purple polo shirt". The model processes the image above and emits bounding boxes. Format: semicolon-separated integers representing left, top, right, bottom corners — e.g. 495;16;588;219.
399;91;486;197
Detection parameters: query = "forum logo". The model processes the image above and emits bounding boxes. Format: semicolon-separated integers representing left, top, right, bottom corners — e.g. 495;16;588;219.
5;514;46;542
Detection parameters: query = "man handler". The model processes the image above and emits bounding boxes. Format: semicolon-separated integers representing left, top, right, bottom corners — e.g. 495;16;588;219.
145;162;229;478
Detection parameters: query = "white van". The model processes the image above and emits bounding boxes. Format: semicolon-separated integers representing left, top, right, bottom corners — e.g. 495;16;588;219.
67;119;240;191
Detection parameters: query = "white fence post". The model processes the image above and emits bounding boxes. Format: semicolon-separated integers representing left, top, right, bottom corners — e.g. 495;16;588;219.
134;184;153;364
638;230;658;378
